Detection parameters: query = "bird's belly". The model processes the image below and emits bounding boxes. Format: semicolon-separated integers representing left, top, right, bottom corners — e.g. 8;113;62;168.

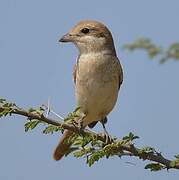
75;74;118;126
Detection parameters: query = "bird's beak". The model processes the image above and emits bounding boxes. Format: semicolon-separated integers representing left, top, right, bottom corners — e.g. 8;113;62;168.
59;33;75;43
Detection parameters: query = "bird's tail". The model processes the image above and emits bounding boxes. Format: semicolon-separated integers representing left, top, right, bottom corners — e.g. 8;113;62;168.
53;130;74;161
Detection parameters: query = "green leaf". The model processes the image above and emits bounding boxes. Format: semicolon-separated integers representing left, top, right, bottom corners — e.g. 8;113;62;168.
87;150;105;167
122;132;139;142
145;163;164;171
64;133;79;145
42;125;63;134
73;150;85;158
72;135;90;147
24;120;41;132
140;146;156;154
0;100;16;117
64;107;81;123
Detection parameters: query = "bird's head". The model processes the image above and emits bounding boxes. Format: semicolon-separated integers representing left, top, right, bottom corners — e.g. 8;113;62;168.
59;20;116;55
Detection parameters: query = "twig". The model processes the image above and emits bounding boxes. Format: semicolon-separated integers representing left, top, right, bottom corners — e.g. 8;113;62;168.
0;103;179;170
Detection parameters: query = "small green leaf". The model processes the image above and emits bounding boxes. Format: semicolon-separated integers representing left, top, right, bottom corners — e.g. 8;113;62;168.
122;132;139;142
24;120;41;132
0;100;15;117
73;150;85;158
145;163;164;171
42;125;62;134
140;146;156;154
64;107;81;123
64;133;79;145
87;150;105;167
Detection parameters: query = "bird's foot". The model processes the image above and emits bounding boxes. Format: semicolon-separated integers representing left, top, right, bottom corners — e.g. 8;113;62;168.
100;131;113;144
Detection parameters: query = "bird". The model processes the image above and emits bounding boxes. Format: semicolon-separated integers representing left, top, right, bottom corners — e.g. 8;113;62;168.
53;20;123;161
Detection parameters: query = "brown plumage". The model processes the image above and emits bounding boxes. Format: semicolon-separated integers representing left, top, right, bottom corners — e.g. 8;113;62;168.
53;20;123;160
53;130;73;160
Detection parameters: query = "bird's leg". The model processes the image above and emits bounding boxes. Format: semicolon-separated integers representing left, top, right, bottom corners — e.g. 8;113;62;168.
100;118;113;144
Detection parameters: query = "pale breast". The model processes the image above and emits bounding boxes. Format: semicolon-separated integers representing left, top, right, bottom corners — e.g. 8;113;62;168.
75;53;121;125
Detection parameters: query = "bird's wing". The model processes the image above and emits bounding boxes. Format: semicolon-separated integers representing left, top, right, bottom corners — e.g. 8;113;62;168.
73;56;80;85
73;63;77;84
117;58;123;90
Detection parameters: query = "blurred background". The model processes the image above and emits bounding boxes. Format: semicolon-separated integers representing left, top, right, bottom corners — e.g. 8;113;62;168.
0;0;179;179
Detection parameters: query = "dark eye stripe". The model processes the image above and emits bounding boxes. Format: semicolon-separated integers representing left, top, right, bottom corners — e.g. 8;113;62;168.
81;28;90;34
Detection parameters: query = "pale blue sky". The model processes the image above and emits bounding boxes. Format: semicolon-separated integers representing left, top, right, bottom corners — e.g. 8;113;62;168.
0;0;179;179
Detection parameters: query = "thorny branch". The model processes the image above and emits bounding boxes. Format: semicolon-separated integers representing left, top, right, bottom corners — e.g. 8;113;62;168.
0;98;179;171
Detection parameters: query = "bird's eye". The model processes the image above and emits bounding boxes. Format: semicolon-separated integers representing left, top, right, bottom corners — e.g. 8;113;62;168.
80;28;90;34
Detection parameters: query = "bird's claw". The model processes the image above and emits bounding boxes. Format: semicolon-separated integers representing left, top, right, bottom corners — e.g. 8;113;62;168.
100;132;113;144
